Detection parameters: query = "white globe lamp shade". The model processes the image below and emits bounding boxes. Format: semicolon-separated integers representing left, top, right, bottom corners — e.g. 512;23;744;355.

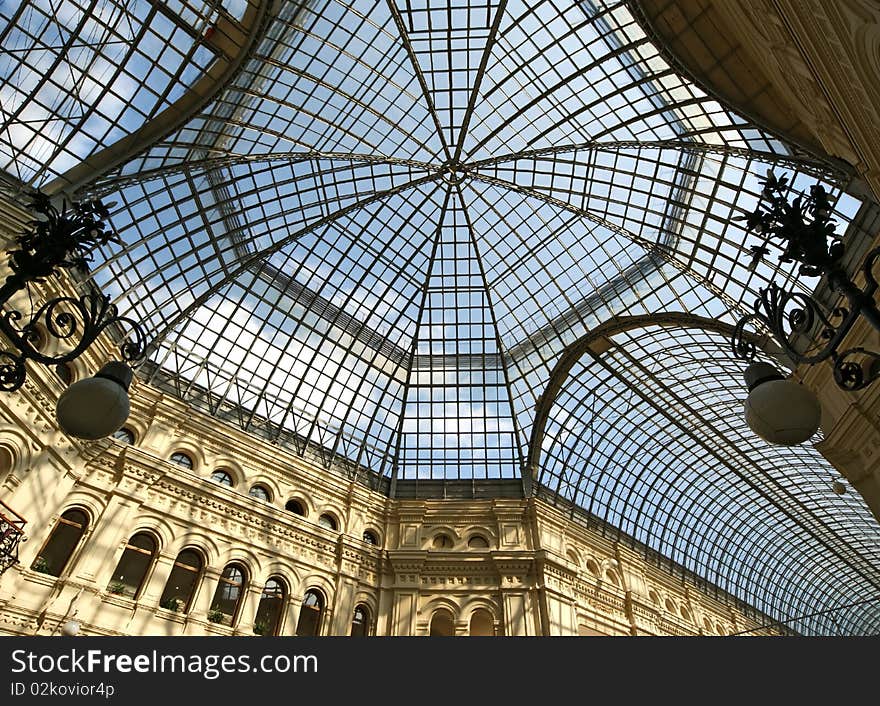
61;619;81;637
56;362;132;440
743;362;821;445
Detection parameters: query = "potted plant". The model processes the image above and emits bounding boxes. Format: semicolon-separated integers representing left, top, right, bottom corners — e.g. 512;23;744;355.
207;606;225;624
107;581;127;595
160;597;182;612
31;556;51;574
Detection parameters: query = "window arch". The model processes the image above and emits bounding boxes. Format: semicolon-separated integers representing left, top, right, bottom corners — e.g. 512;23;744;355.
169;451;193;469
432;533;453;549
585;559;600;577
32;508;88;577
211;470;234;487
469;609;494;636
362;530;379;545
317;514;337;531
113;427;135;444
468;534;490;549
296;589;325;636
665;598;677;613
249;485;271;502
54;363;73;386
429;608;455;636
254;577;286;636
649;590;662;606
106;532;157;598
605;569;620;586
159;548;203;613
285;499;306;516
350;604;371;636
210;563;248;626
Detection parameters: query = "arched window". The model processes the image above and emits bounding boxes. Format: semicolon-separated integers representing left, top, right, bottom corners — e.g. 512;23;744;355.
429;608;455;636
54;363;73;386
106;532;157;598
605;569;620;586
468;535;489;549
362;530;378;545
32;508;88;577
285;499;305;516
681;606;692;622
159;549;203;613
703;617;713;633
211;470;233;487
296;590;325;636
350;604;371;636
254;577;286;636
469;609;494;636
113;427;135;444
209;563;248;626
585;559;600;577
169;451;193;469
665;598;677;613
317;514;337;531
432;533;453;549
249;485;270;502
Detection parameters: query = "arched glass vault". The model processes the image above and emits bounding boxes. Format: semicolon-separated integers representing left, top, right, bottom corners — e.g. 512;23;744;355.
3;0;880;633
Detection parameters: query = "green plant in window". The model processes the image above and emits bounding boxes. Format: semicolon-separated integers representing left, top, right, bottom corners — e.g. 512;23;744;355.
207;606;225;623
253;619;269;636
159;597;182;612
31;556;51;574
107;581;127;595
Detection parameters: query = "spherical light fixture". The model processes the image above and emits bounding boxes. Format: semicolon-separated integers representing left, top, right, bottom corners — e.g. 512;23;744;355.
56;361;133;440
60;619;81;637
743;362;821;445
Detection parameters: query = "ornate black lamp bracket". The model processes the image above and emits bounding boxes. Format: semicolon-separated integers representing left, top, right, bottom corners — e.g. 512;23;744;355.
0;191;146;392
731;171;880;392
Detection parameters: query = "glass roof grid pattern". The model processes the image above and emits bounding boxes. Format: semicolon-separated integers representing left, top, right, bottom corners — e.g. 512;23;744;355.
89;158;436;334
0;0;217;186
395;183;522;481
144;180;449;473
460;0;773;162
4;0;879;633
536;325;880;634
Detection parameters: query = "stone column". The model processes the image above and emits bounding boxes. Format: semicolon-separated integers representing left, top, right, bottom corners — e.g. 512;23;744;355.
282;595;303;636
184;566;221;633
392;591;419;635
234;584;263;636
137;552;176;608
501;589;532;635
331;577;357;635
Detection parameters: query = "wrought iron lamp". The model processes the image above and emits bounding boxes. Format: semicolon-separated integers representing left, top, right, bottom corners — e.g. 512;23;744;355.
0;499;26;576
731;171;880;445
0;191;146;439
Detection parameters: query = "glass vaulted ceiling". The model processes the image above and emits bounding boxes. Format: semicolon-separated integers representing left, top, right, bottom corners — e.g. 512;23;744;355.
3;0;880;634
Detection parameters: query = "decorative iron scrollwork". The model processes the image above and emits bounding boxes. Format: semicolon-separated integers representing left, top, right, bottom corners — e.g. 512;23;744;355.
0;500;26;576
732;172;880;391
0;191;146;392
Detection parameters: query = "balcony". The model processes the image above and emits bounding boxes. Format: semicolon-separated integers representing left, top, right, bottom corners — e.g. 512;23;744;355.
0;499;26;574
